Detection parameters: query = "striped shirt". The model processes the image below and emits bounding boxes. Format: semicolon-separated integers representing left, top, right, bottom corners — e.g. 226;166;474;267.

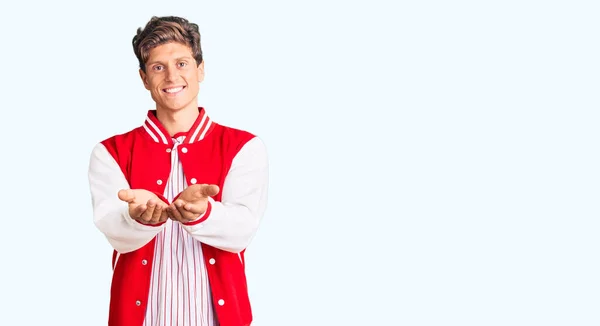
143;134;218;326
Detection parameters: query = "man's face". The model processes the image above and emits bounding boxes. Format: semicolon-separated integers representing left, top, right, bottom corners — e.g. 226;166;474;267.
139;42;204;113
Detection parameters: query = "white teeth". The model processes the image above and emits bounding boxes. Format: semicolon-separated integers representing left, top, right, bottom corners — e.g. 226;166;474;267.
165;87;183;93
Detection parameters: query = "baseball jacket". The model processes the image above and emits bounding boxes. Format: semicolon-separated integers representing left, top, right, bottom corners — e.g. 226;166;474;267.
88;107;269;326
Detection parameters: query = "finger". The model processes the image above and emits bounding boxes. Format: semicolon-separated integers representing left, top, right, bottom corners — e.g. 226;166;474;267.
168;202;185;222
175;201;200;222
159;209;170;223
182;202;206;214
150;204;164;224
140;202;156;223
118;189;135;203
180;210;200;222
130;204;147;219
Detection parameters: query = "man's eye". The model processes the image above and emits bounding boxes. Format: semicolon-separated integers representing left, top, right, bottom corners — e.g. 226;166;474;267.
178;62;187;67
153;66;163;71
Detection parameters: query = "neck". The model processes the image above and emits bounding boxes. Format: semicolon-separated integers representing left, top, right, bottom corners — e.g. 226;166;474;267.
156;106;199;137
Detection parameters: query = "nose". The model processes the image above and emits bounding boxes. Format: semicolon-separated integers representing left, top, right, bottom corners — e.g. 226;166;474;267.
165;65;179;82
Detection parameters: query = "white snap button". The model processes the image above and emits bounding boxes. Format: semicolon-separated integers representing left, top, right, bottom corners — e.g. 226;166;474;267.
166;148;171;153
157;180;162;185
136;300;141;306
218;299;224;306
181;147;188;153
190;178;197;184
209;258;215;265
142;259;147;265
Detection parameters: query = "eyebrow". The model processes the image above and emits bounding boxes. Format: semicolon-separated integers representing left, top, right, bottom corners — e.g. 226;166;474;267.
147;56;194;66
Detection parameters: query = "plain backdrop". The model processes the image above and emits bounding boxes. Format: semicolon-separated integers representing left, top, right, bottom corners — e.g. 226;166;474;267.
0;0;598;325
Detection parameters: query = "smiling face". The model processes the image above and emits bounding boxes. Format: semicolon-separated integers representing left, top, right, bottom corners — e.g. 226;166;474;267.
139;42;204;114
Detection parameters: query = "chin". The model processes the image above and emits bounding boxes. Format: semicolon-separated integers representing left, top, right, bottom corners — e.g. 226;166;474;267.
160;101;194;112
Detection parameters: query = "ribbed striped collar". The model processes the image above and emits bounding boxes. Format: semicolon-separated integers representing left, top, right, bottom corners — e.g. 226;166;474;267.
142;107;215;145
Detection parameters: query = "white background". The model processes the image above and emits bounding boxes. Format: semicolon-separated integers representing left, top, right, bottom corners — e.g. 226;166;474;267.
0;0;598;325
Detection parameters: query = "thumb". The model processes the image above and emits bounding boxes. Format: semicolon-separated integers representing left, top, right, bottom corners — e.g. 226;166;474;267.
201;184;220;197
118;189;135;203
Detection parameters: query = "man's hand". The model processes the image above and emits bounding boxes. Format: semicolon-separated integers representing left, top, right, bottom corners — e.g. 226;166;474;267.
118;189;169;225
168;184;220;223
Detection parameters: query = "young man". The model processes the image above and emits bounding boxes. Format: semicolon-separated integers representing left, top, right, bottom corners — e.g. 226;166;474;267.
88;16;269;326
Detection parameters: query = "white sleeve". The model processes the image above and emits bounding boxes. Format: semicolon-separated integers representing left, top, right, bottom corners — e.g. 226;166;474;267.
182;137;269;253
88;143;165;254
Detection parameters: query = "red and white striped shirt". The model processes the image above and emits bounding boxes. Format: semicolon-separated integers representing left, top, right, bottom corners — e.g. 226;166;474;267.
143;134;218;326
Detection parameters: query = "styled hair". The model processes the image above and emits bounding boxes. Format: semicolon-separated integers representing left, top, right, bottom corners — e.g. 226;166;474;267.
132;16;203;72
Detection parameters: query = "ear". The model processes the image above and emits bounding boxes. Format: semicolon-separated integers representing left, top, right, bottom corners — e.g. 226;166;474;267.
139;69;150;90
197;60;205;83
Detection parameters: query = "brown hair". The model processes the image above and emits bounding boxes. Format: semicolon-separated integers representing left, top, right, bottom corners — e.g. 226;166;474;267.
132;16;203;72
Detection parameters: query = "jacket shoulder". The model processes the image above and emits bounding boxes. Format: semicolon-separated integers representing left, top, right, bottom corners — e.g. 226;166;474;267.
210;123;259;153
97;126;145;158
214;123;256;141
100;126;142;145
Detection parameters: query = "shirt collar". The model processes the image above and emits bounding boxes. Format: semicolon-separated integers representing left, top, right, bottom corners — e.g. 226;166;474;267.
142;107;215;145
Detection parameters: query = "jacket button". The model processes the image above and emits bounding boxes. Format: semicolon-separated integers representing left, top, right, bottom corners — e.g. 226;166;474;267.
142;259;147;265
181;147;188;153
136;300;141;306
209;258;215;265
218;299;225;306
190;178;197;184
166;148;171;153
156;180;162;185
